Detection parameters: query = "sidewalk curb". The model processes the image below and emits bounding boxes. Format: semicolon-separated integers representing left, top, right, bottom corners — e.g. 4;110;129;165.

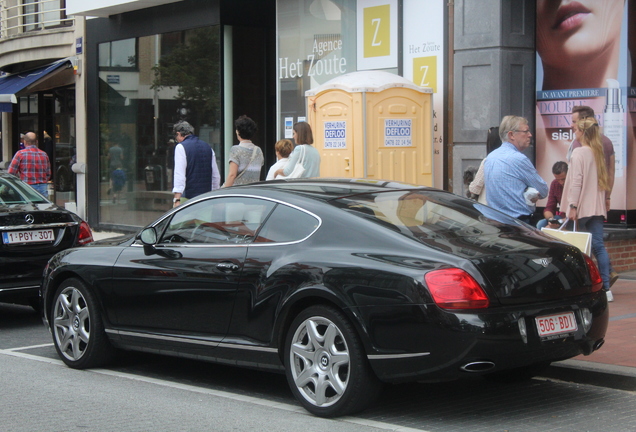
541;360;636;391
556;359;636;377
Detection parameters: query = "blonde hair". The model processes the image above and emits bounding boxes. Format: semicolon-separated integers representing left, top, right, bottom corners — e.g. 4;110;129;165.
576;117;610;191
274;139;294;158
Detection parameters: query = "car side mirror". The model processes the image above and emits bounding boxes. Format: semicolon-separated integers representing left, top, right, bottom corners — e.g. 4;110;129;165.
139;227;182;259
140;227;158;245
140;227;158;256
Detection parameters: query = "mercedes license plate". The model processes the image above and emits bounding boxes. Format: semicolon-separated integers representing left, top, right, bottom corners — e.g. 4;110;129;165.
536;312;577;337
2;229;55;244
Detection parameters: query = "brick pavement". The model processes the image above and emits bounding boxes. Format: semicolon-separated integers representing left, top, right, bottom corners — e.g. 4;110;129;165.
572;271;636;368
544;270;636;392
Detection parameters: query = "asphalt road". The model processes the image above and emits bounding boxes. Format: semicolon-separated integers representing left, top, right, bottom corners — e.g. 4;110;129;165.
2;302;636;432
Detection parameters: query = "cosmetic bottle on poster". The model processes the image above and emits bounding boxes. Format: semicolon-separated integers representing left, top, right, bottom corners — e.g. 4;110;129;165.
604;78;625;177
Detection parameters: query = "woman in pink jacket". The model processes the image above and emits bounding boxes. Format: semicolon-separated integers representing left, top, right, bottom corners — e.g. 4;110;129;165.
562;117;613;300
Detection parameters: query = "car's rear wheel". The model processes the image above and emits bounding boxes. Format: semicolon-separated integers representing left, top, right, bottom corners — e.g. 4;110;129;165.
51;278;114;369
284;305;381;417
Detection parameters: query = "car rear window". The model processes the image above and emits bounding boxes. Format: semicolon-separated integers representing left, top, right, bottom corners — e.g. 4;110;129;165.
255;204;319;243
0;176;48;205
331;190;522;242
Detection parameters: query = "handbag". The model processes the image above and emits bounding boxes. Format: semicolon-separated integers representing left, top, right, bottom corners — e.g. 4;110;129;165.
541;218;592;255
278;145;306;179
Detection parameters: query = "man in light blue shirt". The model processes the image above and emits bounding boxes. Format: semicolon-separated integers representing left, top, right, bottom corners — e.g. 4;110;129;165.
484;116;548;223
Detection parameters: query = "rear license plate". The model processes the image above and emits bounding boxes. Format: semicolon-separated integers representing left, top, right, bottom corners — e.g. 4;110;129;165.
536;312;577;337
2;229;55;244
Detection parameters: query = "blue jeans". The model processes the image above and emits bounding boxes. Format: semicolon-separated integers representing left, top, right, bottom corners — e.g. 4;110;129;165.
30;183;49;198
536;215;563;230
579;216;610;291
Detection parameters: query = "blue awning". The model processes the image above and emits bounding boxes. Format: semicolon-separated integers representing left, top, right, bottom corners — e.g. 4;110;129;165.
0;59;72;112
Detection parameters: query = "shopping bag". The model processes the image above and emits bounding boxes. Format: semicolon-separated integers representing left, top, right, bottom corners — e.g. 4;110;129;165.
278;161;305;179
541;219;592;255
278;145;306;179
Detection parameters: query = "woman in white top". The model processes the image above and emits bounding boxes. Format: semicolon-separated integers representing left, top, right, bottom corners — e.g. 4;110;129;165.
274;122;321;178
266;139;294;180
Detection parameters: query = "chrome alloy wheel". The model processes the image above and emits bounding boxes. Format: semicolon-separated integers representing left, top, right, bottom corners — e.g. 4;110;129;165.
53;286;90;362
289;316;350;408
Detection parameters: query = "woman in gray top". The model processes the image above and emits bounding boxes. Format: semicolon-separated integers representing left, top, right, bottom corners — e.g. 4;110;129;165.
223;115;264;187
274;122;321;178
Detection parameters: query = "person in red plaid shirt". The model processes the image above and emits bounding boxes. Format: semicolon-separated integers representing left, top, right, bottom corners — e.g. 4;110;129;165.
8;131;51;198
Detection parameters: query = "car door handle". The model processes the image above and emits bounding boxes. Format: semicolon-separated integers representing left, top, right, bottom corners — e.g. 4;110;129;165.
217;262;239;272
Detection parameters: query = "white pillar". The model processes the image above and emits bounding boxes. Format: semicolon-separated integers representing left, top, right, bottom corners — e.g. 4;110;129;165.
73;17;87;220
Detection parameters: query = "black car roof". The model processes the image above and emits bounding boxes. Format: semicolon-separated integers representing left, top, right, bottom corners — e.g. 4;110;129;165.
227;178;437;201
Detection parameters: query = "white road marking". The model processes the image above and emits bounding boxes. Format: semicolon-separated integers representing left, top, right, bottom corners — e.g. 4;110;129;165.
5;342;54;351
1;347;429;432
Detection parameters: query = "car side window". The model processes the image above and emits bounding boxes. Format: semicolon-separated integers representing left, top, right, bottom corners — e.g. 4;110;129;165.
0;180;22;204
160;197;276;245
255;204;319;243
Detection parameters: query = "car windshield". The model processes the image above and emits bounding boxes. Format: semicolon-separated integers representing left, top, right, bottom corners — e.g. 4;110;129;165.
331;190;530;245
0;176;49;205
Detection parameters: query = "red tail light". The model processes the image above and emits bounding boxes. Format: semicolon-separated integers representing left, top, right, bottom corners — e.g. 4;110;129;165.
77;221;94;245
424;268;490;309
584;255;603;292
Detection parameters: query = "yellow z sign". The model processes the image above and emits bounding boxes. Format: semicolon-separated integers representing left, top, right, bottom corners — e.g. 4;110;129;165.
364;5;390;58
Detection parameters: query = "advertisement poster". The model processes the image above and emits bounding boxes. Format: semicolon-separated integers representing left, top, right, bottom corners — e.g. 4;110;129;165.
284;117;293;139
324;120;347;149
384;119;412;147
403;0;444;188
535;1;630;218
628;1;636;219
356;0;398;71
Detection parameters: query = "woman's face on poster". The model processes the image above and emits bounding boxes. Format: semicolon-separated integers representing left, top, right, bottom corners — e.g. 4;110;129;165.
536;0;624;66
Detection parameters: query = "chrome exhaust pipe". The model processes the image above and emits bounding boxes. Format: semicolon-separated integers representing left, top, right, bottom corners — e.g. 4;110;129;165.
460;361;496;372
593;339;605;351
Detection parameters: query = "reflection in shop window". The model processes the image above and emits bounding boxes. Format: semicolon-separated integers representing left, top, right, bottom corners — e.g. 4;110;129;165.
277;0;356;137
98;26;221;229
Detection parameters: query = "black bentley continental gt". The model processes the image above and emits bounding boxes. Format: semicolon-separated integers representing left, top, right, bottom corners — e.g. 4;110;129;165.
0;172;92;309
40;179;608;417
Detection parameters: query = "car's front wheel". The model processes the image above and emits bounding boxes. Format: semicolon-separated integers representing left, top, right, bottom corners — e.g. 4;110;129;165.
51;278;114;369
284;305;381;417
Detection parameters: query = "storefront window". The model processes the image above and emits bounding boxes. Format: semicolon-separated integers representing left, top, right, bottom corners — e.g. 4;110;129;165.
98;26;221;228
17;89;76;207
50;88;76;205
99;38;137;70
277;0;357;137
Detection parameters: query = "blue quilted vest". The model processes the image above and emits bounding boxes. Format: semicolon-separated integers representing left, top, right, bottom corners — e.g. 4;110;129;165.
182;135;213;199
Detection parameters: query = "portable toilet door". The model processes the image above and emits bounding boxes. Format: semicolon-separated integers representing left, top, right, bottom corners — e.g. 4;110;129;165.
307;87;362;178
306;70;433;185
364;86;433;186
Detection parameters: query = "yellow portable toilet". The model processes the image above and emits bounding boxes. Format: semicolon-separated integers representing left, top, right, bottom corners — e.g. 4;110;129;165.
306;70;433;186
